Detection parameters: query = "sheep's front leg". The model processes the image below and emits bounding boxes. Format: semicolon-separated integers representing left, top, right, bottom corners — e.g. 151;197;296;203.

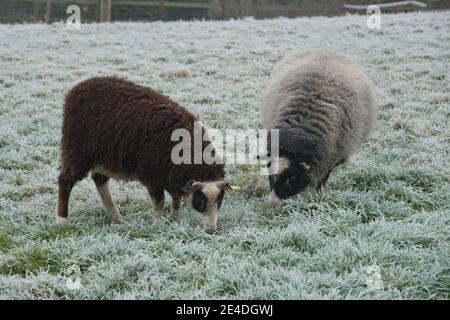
149;188;165;225
171;195;181;217
316;169;332;191
316;158;346;191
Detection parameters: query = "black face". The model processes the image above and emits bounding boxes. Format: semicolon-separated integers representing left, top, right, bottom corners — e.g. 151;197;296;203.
268;163;311;200
192;188;226;213
192;189;208;213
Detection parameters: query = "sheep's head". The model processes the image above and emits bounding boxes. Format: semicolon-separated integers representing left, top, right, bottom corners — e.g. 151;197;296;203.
183;180;233;233
266;156;311;206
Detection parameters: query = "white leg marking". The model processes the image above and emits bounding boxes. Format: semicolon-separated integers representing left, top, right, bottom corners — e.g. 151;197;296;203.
171;197;181;216
152;214;161;225
152;205;164;225
150;193;164;226
56;215;68;224
96;181;121;219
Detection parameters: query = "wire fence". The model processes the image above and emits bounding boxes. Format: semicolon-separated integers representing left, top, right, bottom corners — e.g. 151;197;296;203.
0;0;449;23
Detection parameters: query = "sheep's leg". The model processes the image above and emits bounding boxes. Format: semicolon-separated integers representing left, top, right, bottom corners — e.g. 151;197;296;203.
316;169;332;191
57;148;93;223
171;195;181;217
149;188;165;225
93;173;121;219
56;174;76;224
335;158;347;168
316;158;347;191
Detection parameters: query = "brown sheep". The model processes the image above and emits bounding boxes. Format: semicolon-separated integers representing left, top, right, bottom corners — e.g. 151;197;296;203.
57;76;230;232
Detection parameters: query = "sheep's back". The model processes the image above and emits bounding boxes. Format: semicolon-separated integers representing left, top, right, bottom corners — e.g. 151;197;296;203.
263;48;377;161
61;77;196;177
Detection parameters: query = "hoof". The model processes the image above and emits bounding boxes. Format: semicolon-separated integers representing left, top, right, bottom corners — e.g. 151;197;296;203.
267;191;283;207
56;216;68;225
108;211;122;220
152;216;161;225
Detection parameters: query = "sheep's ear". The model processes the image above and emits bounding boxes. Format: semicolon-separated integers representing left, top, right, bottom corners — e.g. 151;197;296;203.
301;162;311;171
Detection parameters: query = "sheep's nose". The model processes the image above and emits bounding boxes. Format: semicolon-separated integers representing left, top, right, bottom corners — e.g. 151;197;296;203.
205;225;217;234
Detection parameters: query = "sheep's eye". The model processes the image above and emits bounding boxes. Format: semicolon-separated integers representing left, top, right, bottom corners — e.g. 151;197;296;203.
193;190;207;213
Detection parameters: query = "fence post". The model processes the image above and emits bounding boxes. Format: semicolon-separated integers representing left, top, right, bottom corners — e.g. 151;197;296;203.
97;0;112;22
160;2;167;20
45;0;51;23
208;0;222;20
221;0;226;19
33;0;40;22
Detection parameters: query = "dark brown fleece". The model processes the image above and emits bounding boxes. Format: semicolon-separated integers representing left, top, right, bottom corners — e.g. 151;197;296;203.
59;76;224;198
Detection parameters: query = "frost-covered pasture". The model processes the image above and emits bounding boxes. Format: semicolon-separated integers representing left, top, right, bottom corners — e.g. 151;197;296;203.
0;11;449;299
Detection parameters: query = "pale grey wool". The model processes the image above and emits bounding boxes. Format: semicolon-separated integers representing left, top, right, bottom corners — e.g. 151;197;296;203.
263;48;378;180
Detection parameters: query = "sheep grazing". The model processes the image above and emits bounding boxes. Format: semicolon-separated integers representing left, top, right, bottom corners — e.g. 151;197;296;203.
263;48;377;206
57;76;230;232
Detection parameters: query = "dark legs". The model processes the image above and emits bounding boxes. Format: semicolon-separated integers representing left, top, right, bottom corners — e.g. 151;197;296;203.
93;173;121;219
316;169;332;191
335;158;347;168
57;148;92;223
171;196;181;216
57;175;76;224
58;161;179;225
315;158;348;191
148;188;181;224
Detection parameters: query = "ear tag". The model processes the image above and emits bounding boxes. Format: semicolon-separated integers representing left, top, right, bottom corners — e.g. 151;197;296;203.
225;183;239;192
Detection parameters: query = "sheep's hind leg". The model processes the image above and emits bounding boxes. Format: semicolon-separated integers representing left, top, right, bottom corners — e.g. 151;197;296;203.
149;188;165;225
93;173;121;219
57;174;77;224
